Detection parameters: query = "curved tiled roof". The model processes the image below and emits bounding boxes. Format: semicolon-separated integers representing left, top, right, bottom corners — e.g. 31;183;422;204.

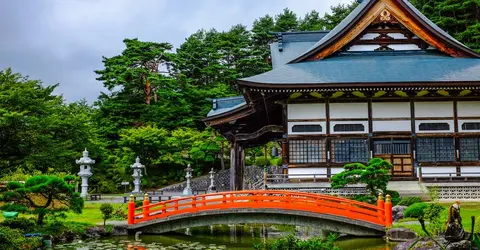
240;52;480;86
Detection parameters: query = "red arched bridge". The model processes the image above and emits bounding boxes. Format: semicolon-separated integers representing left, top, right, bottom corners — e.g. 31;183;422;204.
126;190;392;236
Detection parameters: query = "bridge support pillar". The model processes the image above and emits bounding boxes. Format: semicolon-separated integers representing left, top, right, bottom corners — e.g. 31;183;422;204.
230;142;244;191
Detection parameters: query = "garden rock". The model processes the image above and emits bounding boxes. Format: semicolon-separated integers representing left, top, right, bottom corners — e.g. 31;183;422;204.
85;227;107;238
392;205;408;222
394;238;440;250
386;228;417;242
112;225;128;236
446;240;471;250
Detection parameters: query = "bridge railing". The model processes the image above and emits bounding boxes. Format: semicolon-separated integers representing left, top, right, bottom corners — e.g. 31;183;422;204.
127;190;392;227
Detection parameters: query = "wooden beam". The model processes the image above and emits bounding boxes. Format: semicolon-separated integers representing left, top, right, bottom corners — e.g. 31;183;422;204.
310;0;471;60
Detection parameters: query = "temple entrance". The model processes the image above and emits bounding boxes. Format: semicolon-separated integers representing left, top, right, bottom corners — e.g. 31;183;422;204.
374;139;413;177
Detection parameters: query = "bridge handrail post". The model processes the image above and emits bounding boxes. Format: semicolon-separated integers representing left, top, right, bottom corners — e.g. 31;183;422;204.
143;193;150;220
385;194;393;227
222;194;226;205
377;193;385;225
192;196;197;209
127;195;135;225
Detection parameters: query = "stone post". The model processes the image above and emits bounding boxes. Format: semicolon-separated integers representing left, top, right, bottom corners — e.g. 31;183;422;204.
207;168;216;193
131;157;146;194
183;164;193;195
76;149;95;198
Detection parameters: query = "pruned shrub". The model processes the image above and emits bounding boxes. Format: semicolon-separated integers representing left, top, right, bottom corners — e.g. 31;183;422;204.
0;226;42;250
404;202;428;218
386;190;401;206
0;218;36;233
398;197;423;207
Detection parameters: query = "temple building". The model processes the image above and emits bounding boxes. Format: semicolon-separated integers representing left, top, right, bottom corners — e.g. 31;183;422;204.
204;0;480;191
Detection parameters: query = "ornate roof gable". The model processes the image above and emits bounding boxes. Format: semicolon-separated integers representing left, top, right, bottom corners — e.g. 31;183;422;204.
290;0;480;62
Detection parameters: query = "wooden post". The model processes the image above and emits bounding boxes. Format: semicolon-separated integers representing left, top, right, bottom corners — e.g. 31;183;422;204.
127;195;135;225
385;194;393;227
377;193;385;224
143;193;150;220
229;142;244;191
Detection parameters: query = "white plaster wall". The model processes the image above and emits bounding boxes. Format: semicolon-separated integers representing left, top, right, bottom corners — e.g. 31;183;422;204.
372;102;410;118
415;120;454;133
330;103;368;119
419;167;457;177
415;102;453;118
348;44;420;51
461;167;480;177
458;120;480;132
288;103;325;119
457;101;480;117
360;33;407;40
330;121;369;134
330;168;344;175
288;168;327;179
389;44;422;50
288;121;326;135
373;121;411;132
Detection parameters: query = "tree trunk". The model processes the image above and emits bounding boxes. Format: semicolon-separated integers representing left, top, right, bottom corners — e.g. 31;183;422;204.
145;78;151;105
37;212;45;225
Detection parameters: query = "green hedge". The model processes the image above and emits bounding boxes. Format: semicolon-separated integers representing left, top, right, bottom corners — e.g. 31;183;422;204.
398;197;423;207
0;226;42;250
404;202;428;218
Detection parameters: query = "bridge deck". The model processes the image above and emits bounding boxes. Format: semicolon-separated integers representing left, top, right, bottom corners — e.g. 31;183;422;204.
126;190;392;235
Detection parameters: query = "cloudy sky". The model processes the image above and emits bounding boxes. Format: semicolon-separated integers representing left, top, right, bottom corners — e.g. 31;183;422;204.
0;0;351;103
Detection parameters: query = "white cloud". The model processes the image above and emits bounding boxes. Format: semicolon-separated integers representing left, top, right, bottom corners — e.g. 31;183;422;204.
0;0;355;102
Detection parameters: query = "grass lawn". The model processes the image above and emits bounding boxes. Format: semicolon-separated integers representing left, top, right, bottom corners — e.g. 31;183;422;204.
64;202;127;224
0;202;128;225
393;202;480;235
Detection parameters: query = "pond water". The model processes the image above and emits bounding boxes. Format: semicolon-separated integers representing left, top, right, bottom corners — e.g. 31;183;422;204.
54;225;397;250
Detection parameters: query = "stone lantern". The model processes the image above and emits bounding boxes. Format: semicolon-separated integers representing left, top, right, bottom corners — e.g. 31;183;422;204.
183;164;193;195
207;168;216;193
131;157;146;194
76;149;95;198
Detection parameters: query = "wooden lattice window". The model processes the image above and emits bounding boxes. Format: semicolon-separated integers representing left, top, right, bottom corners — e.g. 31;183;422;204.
462;122;480;131
459;138;480;161
331;139;369;163
419;123;450;131
292;125;322;133
288;139;326;163
333;124;365;132
416;137;455;162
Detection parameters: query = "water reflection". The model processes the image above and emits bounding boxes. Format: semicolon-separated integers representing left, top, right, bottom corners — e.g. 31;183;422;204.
55;224;395;250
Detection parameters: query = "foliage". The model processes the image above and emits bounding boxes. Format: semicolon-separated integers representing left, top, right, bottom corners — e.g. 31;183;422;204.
100;204;114;226
385;190;401;206
331;158;393;197
404;202;429;219
269;157;283;167
0;175;84;225
0;69;103;174
0;218;36;232
254;234;340;250
255;157;271;167
398;197;423;207
0;226;42;250
351;195;377;205
410;0;480;52
476;216;480;234
424;203;446;235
